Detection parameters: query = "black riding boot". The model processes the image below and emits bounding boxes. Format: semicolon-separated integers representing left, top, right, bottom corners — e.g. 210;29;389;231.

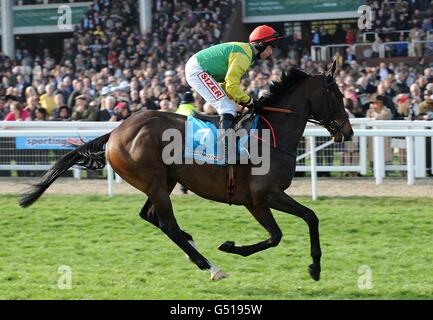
219;113;235;131
219;114;235;164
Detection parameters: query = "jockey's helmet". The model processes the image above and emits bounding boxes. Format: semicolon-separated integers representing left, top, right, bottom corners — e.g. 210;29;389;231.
249;25;284;53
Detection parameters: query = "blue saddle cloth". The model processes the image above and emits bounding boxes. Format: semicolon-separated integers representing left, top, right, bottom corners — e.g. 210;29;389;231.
184;115;259;165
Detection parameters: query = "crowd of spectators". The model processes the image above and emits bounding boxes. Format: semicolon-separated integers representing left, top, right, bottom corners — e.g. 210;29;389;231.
368;0;432;36
1;0;233;124
310;0;433;59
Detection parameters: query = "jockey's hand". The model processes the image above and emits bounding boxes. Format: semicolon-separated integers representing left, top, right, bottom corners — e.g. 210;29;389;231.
245;97;263;111
252;98;264;110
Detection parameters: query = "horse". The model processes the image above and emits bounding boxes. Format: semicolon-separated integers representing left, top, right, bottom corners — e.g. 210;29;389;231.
19;59;353;281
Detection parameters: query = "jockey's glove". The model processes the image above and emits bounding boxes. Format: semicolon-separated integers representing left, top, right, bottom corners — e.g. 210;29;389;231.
245;97;264;111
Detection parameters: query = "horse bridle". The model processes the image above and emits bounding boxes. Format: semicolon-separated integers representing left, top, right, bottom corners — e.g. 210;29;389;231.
317;75;349;139
262;74;349;137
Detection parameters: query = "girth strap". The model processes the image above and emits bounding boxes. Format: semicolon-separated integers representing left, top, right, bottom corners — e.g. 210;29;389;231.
225;165;235;205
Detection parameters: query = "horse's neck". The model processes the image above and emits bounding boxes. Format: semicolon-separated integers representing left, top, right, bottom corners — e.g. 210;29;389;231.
264;111;307;156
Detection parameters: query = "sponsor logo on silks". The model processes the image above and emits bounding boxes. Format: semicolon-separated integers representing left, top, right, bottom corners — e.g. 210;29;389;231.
198;72;225;100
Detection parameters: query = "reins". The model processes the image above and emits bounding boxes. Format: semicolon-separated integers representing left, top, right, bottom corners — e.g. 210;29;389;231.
261;107;323;126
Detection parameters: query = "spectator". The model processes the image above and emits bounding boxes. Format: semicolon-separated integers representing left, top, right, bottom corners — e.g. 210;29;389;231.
376;83;399;118
392;72;410;94
39;84;57;116
158;98;175;113
24;86;38;101
418;91;433;114
67;80;83;110
52;105;71;121
16;74;29;103
71;95;98;121
34;107;48;121
371;34;383;58
366;96;393;120
115;102;131;121
344;47;357;64
24;95;41;120
409;83;422;102
409;23;425;57
98;96;117;122
378;62;390;81
345;29;356;44
395;33;408;57
3;101;31;121
176;91;197;116
51;93;66;119
395;94;412;119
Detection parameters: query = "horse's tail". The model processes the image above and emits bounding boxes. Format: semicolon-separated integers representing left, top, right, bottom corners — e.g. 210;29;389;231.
19;133;112;208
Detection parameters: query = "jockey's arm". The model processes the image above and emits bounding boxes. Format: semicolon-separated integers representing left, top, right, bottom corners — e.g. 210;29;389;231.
223;53;254;107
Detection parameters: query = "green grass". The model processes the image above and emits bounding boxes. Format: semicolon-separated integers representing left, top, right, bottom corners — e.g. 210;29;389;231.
0;194;432;300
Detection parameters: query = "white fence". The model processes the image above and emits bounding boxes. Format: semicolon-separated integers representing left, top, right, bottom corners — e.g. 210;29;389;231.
1;120;432;199
311;40;433;62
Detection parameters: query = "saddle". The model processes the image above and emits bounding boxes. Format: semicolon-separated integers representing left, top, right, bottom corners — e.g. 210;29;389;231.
191;110;256;132
191;111;219;127
185;111;259;165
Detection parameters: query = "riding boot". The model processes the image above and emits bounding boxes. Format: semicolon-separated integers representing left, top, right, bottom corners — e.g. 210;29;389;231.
219;113;235;131
219;114;235;164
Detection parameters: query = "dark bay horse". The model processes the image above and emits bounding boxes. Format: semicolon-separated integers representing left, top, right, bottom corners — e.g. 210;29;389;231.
19;60;353;281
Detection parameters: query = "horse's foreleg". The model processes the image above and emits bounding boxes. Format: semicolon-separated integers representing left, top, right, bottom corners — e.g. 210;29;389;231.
218;204;282;257
148;187;228;280
267;191;321;281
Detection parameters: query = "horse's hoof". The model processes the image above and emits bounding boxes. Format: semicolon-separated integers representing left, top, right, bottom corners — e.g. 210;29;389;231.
308;264;321;281
211;270;229;281
218;241;235;253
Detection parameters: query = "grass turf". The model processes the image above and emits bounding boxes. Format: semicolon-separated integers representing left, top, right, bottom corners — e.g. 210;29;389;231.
0;194;432;300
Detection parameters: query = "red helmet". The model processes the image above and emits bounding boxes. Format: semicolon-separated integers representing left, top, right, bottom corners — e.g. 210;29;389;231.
249;25;283;45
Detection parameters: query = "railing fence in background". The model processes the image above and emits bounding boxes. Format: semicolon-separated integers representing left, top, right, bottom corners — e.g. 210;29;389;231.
311;40;433;62
1;120;432;200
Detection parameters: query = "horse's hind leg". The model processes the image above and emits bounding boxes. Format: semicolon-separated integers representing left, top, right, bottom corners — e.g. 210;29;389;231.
267;191;321;281
139;181;195;244
218;204;282;257
139;197;199;262
148;185;228;280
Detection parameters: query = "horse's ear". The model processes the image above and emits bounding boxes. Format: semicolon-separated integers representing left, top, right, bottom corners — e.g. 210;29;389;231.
326;59;337;78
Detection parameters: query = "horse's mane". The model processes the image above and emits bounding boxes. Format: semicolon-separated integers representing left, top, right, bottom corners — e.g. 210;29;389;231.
260;68;311;105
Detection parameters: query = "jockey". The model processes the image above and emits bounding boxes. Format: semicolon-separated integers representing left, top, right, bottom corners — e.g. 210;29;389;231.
185;25;283;131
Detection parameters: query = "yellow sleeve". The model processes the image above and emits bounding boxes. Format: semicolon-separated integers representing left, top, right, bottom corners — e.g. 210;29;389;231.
224;52;253;106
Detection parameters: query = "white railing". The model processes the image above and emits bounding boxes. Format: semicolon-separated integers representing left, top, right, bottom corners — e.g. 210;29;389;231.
361;30;413;43
311;40;432;61
1;120;432;199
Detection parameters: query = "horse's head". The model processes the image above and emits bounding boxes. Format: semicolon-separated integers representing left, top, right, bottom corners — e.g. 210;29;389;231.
308;60;354;143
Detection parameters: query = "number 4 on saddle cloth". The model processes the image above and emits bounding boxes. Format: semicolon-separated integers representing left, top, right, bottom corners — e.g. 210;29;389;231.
184;112;260;165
